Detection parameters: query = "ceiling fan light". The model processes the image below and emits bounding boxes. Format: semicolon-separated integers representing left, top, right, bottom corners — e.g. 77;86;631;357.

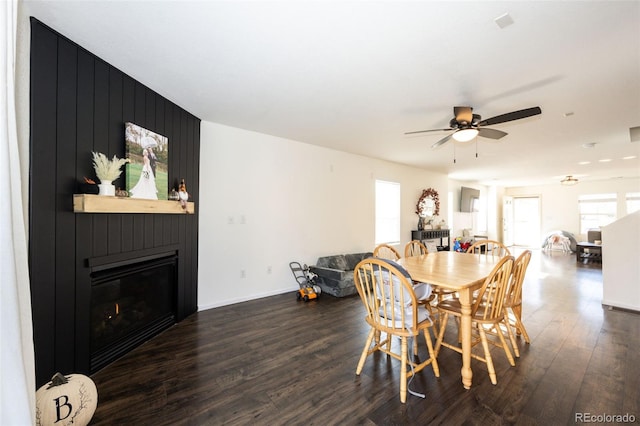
452;128;479;142
561;175;579;186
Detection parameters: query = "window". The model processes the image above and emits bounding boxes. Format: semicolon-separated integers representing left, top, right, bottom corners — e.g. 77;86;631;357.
626;192;640;215
375;180;400;245
578;193;616;234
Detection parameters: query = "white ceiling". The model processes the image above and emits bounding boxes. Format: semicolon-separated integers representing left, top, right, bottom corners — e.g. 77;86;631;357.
22;1;640;187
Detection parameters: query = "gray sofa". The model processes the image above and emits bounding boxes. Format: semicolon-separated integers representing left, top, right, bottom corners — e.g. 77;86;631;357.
309;252;373;297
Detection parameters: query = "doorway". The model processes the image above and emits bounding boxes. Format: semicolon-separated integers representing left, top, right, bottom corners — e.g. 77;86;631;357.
511;196;541;247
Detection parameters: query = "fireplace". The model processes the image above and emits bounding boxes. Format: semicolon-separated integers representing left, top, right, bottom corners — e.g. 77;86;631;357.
90;254;177;372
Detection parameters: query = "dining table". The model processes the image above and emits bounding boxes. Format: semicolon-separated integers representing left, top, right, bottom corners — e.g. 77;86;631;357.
398;250;501;389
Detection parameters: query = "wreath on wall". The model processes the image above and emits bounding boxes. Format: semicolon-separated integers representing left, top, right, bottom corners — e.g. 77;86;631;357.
416;188;440;217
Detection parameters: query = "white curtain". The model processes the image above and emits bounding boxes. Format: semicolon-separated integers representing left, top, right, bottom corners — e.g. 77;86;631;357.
1;0;36;424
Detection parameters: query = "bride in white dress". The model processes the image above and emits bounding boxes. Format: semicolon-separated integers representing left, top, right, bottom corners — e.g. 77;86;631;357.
129;148;158;200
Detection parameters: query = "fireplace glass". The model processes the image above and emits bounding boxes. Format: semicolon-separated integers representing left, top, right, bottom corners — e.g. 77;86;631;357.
90;255;177;371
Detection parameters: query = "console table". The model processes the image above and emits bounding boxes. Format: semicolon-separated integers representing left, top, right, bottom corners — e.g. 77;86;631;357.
576;242;602;264
411;229;450;251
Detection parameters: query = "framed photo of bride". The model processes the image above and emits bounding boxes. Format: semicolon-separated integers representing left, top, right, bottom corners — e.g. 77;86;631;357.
124;122;169;200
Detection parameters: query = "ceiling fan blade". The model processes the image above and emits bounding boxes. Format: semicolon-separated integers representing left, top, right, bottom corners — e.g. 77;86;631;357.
478;106;542;126
431;133;454;149
404;128;452;135
477;127;508;140
454;106;473;123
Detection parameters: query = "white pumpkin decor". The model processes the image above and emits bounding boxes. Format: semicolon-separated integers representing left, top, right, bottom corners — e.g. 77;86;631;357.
35;372;98;426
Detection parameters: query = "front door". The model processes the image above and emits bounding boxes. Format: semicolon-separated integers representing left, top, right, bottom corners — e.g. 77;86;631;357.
512;196;541;247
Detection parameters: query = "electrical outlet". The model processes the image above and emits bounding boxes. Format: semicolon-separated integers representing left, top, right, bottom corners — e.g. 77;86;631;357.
240;269;246;278
267;266;272;274
228;216;235;225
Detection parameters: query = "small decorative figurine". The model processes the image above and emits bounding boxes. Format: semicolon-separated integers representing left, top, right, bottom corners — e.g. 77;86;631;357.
115;187;129;197
178;178;189;210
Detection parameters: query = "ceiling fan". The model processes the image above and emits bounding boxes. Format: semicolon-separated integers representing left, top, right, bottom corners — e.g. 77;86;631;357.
405;106;542;149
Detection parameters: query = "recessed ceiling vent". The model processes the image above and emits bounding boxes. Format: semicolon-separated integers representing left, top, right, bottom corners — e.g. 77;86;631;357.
630;126;640;142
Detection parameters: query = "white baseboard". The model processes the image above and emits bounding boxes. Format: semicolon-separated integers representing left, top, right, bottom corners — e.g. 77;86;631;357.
602;299;640;313
198;285;298;311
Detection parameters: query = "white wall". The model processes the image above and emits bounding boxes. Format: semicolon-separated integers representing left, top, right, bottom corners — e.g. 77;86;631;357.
602;211;640;311
447;180;491;240
505;178;640;241
16;3;31;227
198;122;448;309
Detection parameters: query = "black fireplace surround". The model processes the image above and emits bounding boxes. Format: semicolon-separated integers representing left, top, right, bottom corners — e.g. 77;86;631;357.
28;19;200;387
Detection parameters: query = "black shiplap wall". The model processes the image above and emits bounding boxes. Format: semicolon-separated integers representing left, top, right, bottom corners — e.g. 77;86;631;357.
29;18;200;386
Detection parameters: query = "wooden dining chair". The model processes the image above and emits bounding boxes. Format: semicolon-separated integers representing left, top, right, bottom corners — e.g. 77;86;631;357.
405;240;457;306
373;244;401;261
466;239;511;259
373;240;436;350
434;255;515;385
354;258;439;403
404;240;428;257
503;250;533;357
401;240;438;318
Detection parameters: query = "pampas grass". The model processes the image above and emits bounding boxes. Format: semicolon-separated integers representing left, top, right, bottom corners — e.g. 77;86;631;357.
92;151;129;183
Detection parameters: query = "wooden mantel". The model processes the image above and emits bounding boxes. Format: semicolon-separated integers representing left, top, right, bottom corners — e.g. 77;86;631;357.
74;194;195;214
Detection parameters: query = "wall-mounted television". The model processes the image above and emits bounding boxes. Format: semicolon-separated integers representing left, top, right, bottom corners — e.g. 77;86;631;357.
460;186;480;212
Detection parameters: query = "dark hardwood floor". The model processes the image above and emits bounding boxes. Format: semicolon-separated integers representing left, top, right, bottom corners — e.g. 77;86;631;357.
90;249;640;425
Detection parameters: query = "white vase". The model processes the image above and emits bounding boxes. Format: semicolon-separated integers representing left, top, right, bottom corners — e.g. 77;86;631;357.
98;182;115;196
